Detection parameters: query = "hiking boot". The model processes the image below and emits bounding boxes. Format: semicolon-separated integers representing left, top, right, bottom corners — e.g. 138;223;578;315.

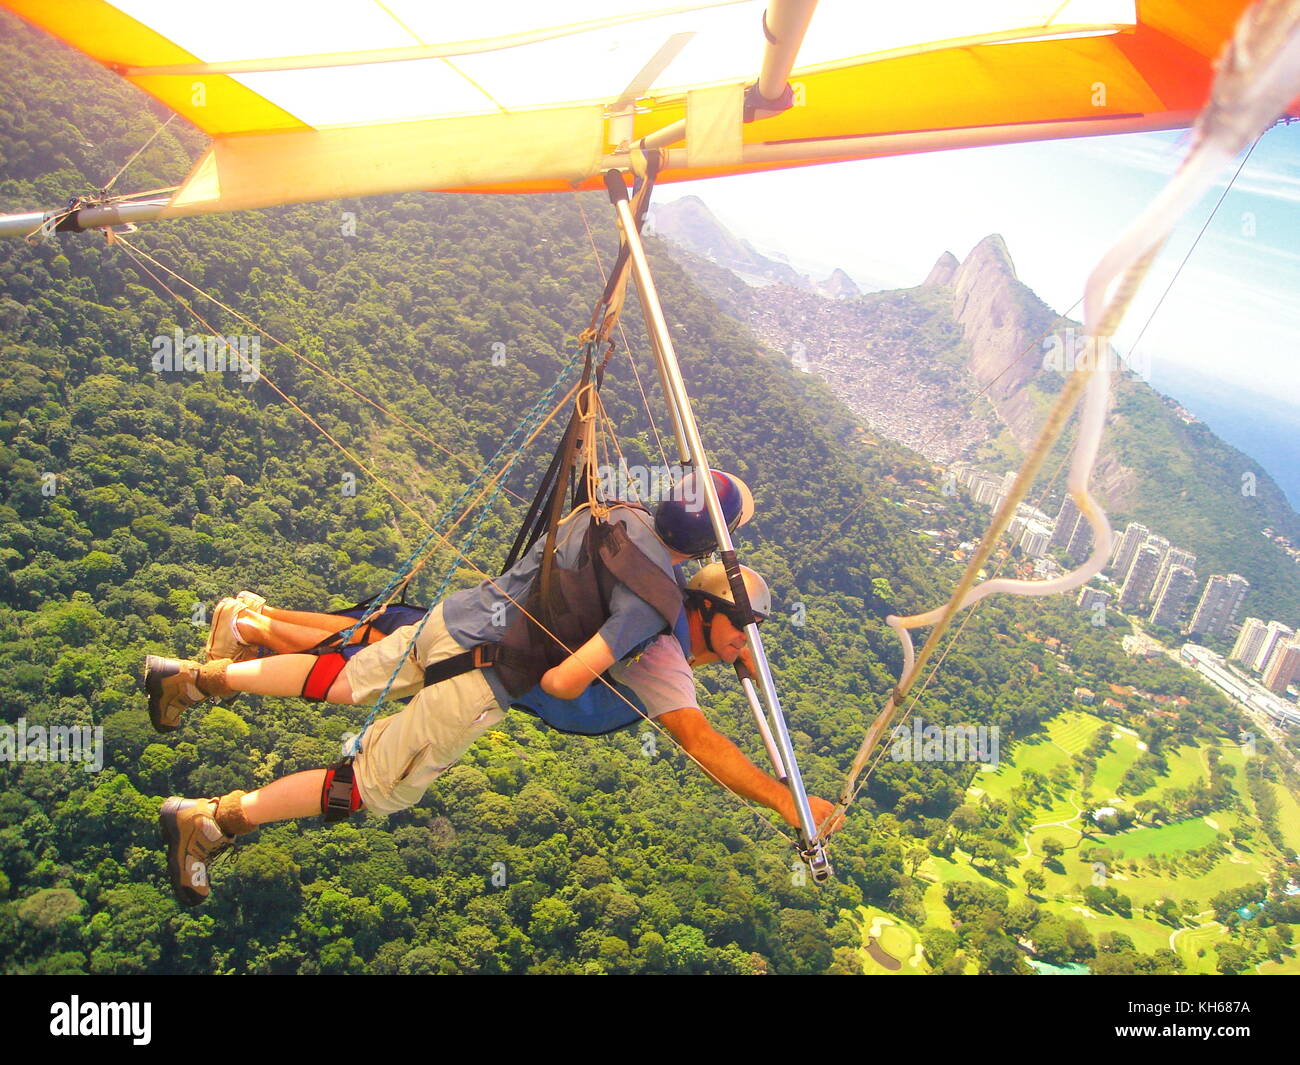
144;656;236;733
204;591;265;663
159;792;253;907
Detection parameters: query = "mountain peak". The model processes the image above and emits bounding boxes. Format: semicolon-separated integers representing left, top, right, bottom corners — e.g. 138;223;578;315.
961;234;1017;281
817;267;861;299
923;251;959;288
647;196;811;290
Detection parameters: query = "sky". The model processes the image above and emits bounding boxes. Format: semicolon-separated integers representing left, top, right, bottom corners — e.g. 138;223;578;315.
657;121;1300;404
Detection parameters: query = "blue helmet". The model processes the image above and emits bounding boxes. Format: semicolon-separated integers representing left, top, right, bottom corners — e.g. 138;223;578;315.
654;470;754;557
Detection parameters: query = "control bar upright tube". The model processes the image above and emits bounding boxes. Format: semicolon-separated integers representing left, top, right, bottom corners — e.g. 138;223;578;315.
604;170;830;880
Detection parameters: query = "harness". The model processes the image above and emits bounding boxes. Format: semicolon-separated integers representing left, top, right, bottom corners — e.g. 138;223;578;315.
422;508;681;681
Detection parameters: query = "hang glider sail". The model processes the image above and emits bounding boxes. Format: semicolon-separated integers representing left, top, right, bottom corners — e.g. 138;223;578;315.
0;0;1285;221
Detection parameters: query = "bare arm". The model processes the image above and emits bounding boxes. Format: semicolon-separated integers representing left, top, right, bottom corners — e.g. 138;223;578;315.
659;706;841;832
540;632;617;701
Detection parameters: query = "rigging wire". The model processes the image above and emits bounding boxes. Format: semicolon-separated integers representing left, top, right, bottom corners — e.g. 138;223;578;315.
1123;135;1263;366
114;235;529;507
102;114;175;194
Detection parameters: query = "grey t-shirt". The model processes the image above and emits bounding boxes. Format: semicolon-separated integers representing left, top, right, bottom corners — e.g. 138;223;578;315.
608;633;698;719
442;505;677;705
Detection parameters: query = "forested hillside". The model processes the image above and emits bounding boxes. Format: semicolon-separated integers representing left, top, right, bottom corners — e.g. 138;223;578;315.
0;14;1292;976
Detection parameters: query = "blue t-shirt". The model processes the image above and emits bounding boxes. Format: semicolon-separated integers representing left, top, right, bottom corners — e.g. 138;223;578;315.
442;505;676;706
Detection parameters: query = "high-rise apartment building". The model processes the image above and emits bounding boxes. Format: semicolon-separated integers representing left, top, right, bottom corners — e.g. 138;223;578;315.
1254;620;1296;674
1263;640;1300;695
1230;617;1268;666
1119;544;1163;609
1110;522;1150;581
1187;574;1250;639
1149;565;1197;629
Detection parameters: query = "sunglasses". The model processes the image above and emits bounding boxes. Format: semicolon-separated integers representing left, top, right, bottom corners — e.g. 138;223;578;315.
713;602;766;629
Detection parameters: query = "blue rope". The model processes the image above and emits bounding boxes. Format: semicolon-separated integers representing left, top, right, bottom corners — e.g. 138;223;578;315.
342;350;586;758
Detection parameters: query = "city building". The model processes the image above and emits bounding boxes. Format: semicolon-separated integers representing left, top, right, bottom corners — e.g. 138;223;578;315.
1254;620;1296;674
1065;512;1093;564
971;475;1001;506
1230;617;1268;667
994;470;1018;510
1077;586;1110;612
1262;640;1300;695
1119;544;1163;609
1142;535;1171;577
1150;564;1197;629
1187;574;1250;639
1050;496;1082;552
1154;548;1196;600
1010;516;1052;558
1109;522;1150;582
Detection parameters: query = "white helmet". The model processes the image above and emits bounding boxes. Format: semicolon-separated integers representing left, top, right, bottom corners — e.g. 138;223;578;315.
685;563;772;625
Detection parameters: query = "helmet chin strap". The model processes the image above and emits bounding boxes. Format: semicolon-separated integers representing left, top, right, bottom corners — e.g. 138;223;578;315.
698;599;721;655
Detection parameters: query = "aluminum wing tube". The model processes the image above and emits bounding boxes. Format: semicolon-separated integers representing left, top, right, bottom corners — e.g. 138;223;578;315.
0;199;170;239
755;0;819;101
604;170;831;880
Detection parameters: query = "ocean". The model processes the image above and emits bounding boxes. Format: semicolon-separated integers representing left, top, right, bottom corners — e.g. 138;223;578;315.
1146;364;1300;514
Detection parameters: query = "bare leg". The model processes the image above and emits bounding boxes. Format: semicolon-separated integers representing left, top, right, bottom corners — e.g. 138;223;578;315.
260;605;361;629
223;654;356;702
236;607;383;654
240;769;352;825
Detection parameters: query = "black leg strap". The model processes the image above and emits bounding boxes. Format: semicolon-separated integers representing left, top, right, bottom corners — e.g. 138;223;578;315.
322;760;361;822
423;644;497;688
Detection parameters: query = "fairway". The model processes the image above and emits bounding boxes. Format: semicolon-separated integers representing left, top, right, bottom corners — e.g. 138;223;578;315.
1173;922;1223;971
1100;818;1220;858
1090;731;1143;797
1271;783;1300;855
896;708;1300;977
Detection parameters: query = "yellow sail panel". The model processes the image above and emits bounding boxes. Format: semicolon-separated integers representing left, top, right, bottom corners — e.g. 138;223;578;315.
6;0;1144;131
4;0;311;136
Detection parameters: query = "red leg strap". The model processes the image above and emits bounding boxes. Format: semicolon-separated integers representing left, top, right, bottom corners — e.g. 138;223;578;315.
302;652;347;701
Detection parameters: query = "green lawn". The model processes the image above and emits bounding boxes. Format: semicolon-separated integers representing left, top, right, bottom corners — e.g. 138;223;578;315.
1037;897;1173;956
1097;817;1220;858
1050;712;1101;755
1173;922;1223;973
1271;783;1300;855
1090;729;1143;798
1257;949;1300;975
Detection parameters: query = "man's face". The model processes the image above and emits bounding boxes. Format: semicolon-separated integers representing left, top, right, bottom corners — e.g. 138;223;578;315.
707;610;749;663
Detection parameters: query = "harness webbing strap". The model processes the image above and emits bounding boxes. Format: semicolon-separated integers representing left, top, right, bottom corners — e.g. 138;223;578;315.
302;652;347;701
321;761;361;822
422;644;498;688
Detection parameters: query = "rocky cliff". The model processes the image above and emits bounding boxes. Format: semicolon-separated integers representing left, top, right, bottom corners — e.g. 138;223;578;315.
943;235;1065;450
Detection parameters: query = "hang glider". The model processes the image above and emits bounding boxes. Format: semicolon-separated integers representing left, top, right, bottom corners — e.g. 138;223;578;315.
3;0;1299;882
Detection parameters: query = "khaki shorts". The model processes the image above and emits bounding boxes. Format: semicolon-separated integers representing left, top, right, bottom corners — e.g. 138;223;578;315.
344;604;505;814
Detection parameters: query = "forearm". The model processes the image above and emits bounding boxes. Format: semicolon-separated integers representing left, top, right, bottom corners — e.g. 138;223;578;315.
540;633;616;700
686;729;794;825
